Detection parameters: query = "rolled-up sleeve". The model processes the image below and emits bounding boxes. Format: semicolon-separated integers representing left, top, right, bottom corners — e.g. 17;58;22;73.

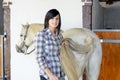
35;32;48;70
59;33;63;45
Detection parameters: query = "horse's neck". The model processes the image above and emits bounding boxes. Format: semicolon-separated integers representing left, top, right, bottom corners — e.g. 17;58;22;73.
30;25;44;35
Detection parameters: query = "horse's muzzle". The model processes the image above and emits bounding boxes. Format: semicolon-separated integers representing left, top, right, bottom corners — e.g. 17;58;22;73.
15;44;25;53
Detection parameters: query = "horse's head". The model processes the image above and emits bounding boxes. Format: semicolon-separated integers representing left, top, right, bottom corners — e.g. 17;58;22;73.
16;23;44;54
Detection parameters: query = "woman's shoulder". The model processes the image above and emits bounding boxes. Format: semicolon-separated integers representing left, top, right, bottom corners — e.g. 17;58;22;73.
37;29;47;35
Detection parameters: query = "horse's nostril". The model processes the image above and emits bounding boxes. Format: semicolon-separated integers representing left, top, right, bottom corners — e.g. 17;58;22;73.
20;49;25;53
16;45;19;52
16;44;24;53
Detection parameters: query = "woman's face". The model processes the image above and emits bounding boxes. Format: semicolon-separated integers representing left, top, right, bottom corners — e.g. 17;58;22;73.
48;15;60;29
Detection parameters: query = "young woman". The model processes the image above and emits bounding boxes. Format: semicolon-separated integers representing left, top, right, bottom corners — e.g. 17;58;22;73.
35;9;68;80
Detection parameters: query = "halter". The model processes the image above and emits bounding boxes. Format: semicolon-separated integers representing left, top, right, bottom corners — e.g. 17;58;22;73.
22;24;35;54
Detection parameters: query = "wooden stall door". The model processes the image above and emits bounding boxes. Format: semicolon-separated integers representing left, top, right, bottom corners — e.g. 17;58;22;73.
0;36;4;79
95;32;120;80
99;43;120;80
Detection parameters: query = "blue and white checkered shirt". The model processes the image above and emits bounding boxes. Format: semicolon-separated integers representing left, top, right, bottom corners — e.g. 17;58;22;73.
35;28;65;80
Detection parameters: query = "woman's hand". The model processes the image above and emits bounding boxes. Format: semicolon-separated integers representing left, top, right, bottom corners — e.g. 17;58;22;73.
62;40;70;46
44;68;58;80
49;74;58;80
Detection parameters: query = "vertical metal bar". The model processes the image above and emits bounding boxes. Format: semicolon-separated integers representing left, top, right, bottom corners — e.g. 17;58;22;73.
100;39;120;43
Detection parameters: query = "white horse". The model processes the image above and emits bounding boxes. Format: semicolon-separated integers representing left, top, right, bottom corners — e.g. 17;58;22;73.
16;23;102;80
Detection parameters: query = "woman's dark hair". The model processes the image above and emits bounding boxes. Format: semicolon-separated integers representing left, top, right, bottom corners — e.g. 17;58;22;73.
44;9;61;34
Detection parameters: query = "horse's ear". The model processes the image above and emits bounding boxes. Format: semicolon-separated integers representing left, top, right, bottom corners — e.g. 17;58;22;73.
26;22;29;25
21;22;29;28
26;22;30;28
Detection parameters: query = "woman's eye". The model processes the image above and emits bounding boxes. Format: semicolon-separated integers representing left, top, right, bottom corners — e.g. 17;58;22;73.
56;18;59;20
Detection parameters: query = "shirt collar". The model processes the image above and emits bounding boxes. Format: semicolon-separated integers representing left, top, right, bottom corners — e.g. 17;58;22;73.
46;28;58;36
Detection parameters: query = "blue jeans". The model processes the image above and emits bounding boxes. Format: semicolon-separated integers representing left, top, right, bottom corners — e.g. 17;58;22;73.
40;75;65;80
40;75;47;80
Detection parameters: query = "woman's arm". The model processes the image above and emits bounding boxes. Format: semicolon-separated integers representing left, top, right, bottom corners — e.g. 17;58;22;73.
35;32;48;70
44;68;58;80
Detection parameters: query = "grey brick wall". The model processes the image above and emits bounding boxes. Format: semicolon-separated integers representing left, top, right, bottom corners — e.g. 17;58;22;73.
0;0;4;35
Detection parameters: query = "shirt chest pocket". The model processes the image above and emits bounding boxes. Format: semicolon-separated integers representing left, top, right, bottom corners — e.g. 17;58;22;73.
45;44;53;52
44;40;60;54
44;41;55;52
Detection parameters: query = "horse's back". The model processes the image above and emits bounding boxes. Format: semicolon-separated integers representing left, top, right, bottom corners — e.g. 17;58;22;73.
62;28;94;45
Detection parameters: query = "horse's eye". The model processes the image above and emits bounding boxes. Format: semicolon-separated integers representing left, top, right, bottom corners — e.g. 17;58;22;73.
20;34;23;37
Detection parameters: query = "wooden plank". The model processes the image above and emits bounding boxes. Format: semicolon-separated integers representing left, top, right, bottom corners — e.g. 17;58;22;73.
3;4;11;80
0;36;2;45
82;5;92;29
95;32;120;40
0;36;2;77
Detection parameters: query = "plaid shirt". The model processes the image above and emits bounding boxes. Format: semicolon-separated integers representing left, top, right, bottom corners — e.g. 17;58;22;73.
35;28;65;80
